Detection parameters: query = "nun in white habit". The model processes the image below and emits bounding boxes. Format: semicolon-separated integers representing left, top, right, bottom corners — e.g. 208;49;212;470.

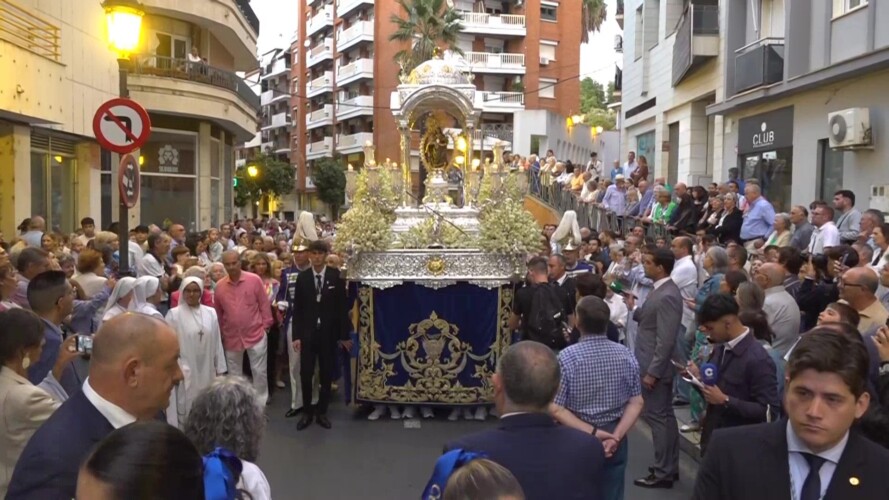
132;276;164;320
165;276;227;427
101;277;137;323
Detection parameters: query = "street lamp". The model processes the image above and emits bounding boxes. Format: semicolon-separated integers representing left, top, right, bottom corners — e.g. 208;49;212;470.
247;165;259;178
103;0;144;276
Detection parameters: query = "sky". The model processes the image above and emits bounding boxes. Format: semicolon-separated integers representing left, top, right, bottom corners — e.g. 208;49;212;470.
250;0;621;86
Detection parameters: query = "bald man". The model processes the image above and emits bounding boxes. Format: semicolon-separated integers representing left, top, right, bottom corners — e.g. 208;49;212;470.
840;267;888;333
168;223;186;252
8;313;183;500
755;263;800;357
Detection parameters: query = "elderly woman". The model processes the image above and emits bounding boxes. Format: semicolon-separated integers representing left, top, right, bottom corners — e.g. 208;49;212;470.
697;195;724;231
132;276;164;320
184;377;271;500
708;192;743;244
101;277;137;323
648;188;676;225
763;212;792;248
166;277;225;428
73;248;107;299
93;231;120;277
0;309;77;496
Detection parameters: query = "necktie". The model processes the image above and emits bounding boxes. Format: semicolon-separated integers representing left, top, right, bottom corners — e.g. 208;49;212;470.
800;452;826;500
315;274;322;294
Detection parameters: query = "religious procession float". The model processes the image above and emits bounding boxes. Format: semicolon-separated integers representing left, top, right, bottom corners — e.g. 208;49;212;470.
334;53;540;407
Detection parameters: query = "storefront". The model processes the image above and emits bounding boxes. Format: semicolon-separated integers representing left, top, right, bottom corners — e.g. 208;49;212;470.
736;106;794;212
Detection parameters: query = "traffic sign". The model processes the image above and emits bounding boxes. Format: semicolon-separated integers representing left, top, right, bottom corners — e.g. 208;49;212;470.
118;153;141;209
92;98;151;154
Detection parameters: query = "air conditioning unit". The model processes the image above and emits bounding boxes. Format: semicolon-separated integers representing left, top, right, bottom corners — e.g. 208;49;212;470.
828;107;873;149
540;57;550;65
614;35;623;53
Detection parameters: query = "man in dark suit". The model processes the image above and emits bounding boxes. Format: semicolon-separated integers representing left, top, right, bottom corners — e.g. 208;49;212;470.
694;329;889;500
624;248;683;488
291;239;351;431
687;293;780;453
7;313;183;499
548;254;576;313
444;340;605;500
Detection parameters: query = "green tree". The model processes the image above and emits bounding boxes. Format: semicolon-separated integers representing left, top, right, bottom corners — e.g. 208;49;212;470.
389;0;464;74
584;108;617;131
233;153;295;208
580;77;606;113
581;0;608;44
313;156;347;219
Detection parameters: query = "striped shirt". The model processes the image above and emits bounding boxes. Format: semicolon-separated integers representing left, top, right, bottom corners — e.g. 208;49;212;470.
555;334;642;426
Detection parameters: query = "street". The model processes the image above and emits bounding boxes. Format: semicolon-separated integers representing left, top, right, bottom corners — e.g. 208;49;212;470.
257;394;698;499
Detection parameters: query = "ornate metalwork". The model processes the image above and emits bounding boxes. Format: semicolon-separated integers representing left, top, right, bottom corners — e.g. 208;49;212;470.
345;250;522;289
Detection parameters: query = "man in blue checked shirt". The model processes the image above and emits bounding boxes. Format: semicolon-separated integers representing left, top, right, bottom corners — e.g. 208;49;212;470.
739;183;775;246
551;296;645;500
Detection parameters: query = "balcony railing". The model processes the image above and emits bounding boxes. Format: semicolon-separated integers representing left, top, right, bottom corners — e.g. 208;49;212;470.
466;52;525;72
306;105;333;126
734;38;785;94
0;0;61;62
234;0;260;34
307;5;333;36
337;58;374;82
480;91;525;108
307;71;333;97
459;12;526;34
338;20;374;50
672;4;719;86
131;55;260;111
338;132;374;150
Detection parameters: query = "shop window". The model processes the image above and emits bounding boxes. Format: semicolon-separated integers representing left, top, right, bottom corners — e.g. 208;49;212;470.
140;176;196;229
636;130;656;174
30;150;76;233
740;149;793;212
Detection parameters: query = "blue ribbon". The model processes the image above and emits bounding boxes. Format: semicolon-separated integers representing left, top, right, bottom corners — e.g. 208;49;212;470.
421;449;486;500
202;447;243;500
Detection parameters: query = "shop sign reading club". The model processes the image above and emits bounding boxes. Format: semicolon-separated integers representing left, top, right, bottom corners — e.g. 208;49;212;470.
752;122;775;149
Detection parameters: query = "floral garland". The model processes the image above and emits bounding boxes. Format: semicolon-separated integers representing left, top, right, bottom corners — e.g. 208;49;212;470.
333;167;398;254
476;171;541;255
399;217;473;249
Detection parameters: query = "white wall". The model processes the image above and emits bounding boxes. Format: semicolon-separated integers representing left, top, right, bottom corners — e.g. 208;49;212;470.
512;109;596;163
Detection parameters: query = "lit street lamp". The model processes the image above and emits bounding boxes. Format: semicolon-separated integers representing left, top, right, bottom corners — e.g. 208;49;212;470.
103;0;144;275
247;165;259;178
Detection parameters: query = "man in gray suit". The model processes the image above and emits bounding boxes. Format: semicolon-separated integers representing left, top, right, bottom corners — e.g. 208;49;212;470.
624;248;683;489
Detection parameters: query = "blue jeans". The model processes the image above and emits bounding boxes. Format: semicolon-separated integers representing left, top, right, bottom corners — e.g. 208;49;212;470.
601;421;628;500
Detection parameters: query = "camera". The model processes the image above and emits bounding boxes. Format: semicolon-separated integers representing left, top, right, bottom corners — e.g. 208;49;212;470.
76;335;93;355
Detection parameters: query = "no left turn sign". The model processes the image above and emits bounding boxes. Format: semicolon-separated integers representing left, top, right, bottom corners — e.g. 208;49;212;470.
92;98;151;154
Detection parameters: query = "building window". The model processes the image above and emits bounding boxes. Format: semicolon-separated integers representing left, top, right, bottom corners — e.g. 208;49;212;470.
539;42;557;62
539;78;557;99
817;139;844;202
636;131;656;173
833;0;866;17
541;3;558;21
140;129;198;228
30;149;77;233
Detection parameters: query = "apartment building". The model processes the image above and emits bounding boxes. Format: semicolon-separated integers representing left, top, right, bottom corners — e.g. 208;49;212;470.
709;0;889;212
260;48;293;164
0;0;259;235
291;0;585;209
620;0;721;189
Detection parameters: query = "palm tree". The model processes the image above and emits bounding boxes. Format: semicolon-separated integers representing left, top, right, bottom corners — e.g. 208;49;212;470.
389;0;464;74
581;0;609;44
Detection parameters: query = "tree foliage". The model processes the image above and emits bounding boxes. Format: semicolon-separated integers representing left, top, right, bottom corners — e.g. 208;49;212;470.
233;153;295;208
313;157;347;218
389;0;464;74
580;78;606;114
581;0;608;44
584;108;617;131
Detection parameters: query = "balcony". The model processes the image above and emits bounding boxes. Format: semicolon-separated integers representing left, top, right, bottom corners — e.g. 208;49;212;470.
672;4;719;86
307;71;334;98
466;52;525;74
337;58;374;86
336;95;375;120
307;5;333;37
459;12;526;37
478;91;525;112
615;0;624;29
734;38;785;94
306;137;333;160
261;57;290;81
306;37;333;68
128;55;259;140
337;132;374;154
338;0;374;17
0;0;61;62
262;111;292;131
338;20;374;52
306;104;334;129
261;89;290;106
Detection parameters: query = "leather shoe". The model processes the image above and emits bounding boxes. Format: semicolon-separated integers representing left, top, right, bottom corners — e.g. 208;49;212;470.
648;467;680;481
634;473;674;488
296;415;313;431
284;408;302;418
316;414;332;429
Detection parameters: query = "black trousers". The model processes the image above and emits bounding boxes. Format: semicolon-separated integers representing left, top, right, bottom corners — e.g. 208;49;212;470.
300;332;335;415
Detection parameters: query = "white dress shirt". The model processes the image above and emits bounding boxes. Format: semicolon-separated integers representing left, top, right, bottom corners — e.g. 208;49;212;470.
652;276;670;290
82;377;137;429
808;221;840;255
786;421;847;500
671;255;699;328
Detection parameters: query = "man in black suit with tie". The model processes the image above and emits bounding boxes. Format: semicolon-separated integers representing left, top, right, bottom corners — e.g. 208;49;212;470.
292;240;351;431
443;341;606;500
693;329;889;500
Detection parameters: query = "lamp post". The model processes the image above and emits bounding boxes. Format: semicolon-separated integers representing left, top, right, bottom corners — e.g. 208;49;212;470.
103;0;144;275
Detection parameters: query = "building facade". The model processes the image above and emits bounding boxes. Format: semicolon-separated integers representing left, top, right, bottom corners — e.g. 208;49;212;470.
711;0;889;212
291;0;585;211
0;0;259;237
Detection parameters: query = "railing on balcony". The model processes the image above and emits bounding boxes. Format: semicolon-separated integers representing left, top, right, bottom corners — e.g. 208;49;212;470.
734;38;785;94
466;52;525;70
339;20;373;48
672;4;719;86
306;105;333;125
234;0;260;34
337;58;373;80
460;12;526;29
0;0;61;61
338;132;374;149
130;55;260;111
481;91;525;106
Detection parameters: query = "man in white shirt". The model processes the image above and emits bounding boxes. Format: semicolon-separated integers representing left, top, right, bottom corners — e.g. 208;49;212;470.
669;237;699;406
7;313;184;499
586;152;602;177
623;151;638;180
808;205;840;255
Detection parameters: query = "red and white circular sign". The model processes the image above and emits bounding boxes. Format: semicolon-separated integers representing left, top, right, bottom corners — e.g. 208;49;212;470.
92;98;151;154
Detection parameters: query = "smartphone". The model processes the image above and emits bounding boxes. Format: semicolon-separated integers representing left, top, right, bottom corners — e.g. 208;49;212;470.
671;360;686;371
76;335;93;355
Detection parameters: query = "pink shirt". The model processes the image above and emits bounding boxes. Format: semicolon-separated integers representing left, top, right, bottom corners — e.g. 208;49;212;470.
214;271;273;351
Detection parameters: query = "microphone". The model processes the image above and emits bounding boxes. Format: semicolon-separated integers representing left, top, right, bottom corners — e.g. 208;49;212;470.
700;363;718;386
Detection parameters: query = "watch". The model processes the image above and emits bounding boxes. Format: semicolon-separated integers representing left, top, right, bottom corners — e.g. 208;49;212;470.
590;424;598;436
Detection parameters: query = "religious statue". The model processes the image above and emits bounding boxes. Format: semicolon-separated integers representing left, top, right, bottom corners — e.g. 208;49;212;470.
420;116;449;173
